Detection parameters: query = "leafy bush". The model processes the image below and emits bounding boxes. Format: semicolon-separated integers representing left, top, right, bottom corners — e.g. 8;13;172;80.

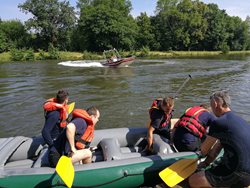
138;46;150;57
37;49;47;60
48;44;60;59
23;48;35;61
10;48;24;61
221;42;230;54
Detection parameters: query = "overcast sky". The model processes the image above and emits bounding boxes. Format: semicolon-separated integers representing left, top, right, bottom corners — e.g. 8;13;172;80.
0;0;249;22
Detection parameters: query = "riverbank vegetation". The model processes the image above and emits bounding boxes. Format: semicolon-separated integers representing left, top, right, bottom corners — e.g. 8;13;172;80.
0;0;250;62
1;49;250;62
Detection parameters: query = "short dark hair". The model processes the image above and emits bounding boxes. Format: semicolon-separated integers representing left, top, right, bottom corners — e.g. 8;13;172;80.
56;90;69;104
87;106;99;116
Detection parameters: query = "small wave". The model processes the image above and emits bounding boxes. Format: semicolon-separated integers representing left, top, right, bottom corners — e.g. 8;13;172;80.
58;60;104;67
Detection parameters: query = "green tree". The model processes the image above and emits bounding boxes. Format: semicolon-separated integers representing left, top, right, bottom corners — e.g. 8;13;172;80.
226;16;249;50
244;16;250;50
152;0;180;50
76;0;138;51
135;12;158;50
0;20;30;52
153;0;208;50
19;0;76;50
202;3;229;50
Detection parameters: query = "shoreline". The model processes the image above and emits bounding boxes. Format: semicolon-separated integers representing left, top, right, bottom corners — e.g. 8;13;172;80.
0;50;250;62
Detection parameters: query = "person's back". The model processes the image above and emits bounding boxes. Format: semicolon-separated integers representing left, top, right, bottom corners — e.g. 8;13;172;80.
173;105;216;152
42;90;69;167
209;111;250;173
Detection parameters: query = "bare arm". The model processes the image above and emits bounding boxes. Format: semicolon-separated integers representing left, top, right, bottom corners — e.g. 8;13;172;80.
66;122;77;153
147;126;155;151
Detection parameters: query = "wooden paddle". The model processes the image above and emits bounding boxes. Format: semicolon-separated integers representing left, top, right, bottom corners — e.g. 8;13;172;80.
67;102;75;114
56;156;74;188
159;136;218;187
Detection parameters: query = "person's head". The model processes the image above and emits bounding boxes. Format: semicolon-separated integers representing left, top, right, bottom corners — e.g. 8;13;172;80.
161;97;174;113
210;91;231;117
199;103;212;112
56;90;69;104
87;106;100;125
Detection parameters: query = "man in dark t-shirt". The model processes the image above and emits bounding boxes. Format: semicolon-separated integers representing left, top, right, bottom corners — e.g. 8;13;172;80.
189;91;250;188
65;106;100;164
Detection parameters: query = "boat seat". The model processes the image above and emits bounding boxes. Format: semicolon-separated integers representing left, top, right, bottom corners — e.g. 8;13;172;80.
152;134;174;155
4;159;34;169
99;138;141;161
0;136;29;167
8;136;45;162
32;146;50;168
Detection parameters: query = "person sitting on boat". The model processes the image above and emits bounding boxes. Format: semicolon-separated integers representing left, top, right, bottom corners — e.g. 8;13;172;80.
110;55;118;62
42;89;69;167
145;97;174;154
172;104;216;152
65;106;100;164
189;91;250;188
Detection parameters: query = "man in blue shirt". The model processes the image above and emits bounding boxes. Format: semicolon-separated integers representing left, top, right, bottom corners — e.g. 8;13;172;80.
189;91;250;187
42;90;69;167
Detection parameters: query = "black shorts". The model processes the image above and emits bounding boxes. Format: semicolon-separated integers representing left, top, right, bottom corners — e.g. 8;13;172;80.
205;164;250;187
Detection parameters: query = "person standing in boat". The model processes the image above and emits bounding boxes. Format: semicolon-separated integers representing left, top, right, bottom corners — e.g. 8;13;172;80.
172;104;216;152
145;97;174;154
42;89;69;167
189;91;250;187
65;106;100;164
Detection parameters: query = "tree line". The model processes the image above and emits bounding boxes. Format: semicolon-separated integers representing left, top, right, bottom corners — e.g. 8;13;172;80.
0;0;250;54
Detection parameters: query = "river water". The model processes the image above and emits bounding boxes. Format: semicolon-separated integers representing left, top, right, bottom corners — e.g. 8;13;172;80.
0;56;250;137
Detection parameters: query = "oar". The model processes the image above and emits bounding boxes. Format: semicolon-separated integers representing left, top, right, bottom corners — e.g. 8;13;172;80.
159;158;198;187
173;74;192;99
67;102;75;114
159;136;218;187
56;156;74;188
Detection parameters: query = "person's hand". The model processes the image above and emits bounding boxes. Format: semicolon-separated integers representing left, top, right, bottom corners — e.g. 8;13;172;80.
71;147;77;154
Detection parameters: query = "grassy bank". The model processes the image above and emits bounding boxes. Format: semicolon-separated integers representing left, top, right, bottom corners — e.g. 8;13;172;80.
1;50;250;62
136;50;250;59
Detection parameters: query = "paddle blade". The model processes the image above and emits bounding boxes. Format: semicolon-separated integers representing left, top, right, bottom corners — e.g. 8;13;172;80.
67;102;75;114
159;158;198;187
56;156;74;188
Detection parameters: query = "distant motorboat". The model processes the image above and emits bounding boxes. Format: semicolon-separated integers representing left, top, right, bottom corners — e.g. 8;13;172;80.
100;48;135;67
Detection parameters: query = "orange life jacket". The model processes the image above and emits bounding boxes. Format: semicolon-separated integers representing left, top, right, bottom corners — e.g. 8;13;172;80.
72;109;94;149
175;106;207;138
149;98;173;128
43;98;68;128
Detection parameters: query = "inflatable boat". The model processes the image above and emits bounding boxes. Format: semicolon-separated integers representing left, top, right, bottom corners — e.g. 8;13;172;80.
0;127;197;188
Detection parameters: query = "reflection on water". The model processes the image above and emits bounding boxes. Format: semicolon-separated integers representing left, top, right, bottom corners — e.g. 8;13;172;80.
0;57;250;137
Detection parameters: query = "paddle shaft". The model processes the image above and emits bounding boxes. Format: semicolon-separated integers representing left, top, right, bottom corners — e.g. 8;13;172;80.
173;75;192;99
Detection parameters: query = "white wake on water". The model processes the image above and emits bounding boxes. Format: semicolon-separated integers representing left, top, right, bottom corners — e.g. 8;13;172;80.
58;60;104;67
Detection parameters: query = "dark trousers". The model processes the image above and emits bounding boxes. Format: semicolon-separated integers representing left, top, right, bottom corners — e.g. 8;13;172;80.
48;149;61;168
